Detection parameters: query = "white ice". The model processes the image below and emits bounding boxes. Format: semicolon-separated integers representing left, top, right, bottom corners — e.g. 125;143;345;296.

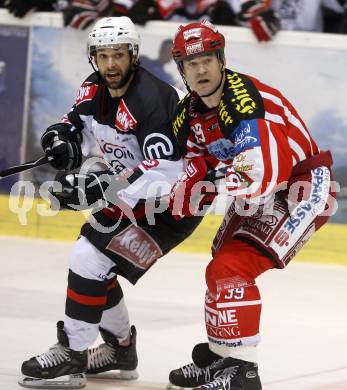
0;236;347;390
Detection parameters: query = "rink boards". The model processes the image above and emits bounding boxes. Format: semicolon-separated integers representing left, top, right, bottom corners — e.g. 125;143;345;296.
0;195;346;266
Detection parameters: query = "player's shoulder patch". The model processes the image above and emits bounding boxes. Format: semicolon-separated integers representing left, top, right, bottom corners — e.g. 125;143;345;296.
75;73;100;106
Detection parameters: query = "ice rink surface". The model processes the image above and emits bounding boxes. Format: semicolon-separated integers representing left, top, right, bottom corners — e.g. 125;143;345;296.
0;236;346;390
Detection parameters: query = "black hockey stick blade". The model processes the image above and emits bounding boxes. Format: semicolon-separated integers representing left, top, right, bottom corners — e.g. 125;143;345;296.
0;156;49;179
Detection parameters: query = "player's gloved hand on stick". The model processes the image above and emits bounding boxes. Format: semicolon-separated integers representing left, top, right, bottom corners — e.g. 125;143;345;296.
169;157;217;220
50;170;145;221
41;123;83;171
49;170;118;210
237;0;281;42
5;0;55;18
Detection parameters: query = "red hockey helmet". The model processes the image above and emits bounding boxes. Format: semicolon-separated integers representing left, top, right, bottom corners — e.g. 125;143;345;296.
172;20;225;65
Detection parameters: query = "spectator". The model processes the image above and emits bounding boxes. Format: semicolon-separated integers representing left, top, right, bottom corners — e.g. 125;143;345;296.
2;0;59;18
229;0;346;41
113;0;236;26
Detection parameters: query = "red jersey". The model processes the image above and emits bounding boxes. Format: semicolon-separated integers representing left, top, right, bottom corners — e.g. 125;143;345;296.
173;68;320;199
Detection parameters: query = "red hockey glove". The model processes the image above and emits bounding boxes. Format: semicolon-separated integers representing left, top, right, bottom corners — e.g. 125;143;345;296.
237;0;281;42
169;157;217;220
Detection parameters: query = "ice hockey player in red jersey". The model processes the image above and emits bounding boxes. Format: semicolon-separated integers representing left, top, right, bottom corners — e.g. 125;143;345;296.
18;16;205;389
168;20;336;390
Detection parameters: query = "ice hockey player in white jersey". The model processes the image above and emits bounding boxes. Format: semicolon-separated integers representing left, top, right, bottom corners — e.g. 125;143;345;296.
18;16;209;388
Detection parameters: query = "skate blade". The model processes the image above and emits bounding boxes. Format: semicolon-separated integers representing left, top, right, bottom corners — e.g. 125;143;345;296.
18;373;86;389
87;369;139;380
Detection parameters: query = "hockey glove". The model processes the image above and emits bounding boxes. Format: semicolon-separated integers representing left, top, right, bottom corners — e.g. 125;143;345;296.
41;123;83;171
237;0;281;42
49;170;119;211
205;1;236;26
169;157;217;220
5;0;55;17
63;0;110;29
50;170;145;221
128;0;162;25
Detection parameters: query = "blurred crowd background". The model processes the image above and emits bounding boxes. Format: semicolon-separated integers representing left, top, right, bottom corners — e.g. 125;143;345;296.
0;0;346;40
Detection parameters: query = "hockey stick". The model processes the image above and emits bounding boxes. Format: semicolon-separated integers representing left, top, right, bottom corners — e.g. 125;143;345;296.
0;155;49;179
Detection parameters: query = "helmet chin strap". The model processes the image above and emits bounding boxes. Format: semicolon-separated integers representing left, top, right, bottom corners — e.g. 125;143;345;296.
199;68;224;98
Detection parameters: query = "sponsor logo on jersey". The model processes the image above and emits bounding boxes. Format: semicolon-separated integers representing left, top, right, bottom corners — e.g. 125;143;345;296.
140;159;160;171
143;133;174;160
232;120;260;154
207;138;234;161
75;83;97;106
115;99;137;132
106;225;163;270
227;72;257;115
101;142;135;174
218;98;233;126
102;142;135;160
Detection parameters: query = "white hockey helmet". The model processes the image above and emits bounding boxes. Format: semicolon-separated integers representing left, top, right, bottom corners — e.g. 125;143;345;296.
87;16;140;61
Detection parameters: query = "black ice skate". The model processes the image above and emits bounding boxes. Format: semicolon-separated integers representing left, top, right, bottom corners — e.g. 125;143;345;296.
168;343;261;390
169;343;224;388
86;325;138;380
19;321;87;389
195;357;261;390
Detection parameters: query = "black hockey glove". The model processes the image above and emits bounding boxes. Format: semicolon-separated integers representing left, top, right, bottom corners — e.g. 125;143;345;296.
49;170;140;221
63;0;110;29
206;1;236;26
41;123;83;171
5;0;55;18
49;170;117;211
128;0;163;25
237;0;281;42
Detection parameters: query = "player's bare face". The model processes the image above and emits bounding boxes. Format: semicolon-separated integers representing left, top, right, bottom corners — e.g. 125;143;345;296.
183;53;222;97
95;46;132;91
